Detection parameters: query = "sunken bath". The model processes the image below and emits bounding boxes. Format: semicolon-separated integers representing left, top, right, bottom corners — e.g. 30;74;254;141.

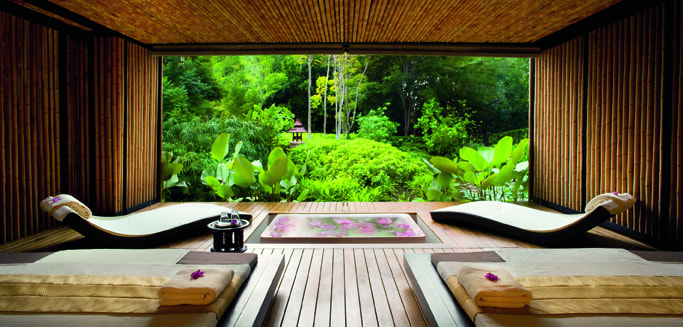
255;213;433;244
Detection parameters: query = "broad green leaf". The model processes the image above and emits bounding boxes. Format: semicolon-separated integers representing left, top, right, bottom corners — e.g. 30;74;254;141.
210;133;230;162
429;156;459;175
215;163;230;182
205;176;221;189
258;170;277;188
463;171;477;184
510;138;529;165
422;158;441;174
491;136;513;168
492;164;514;186
232;141;243;159
259;158;288;187
426;190;442;201
436;172;452;189
515;161;529;172
267;147;287;170
269;157;289;180
215;184;234;200
457;162;476;173
481;174;496;189
162;174;179;189
284;160;297;180
232;155;255;187
160;162;176;181
479;148;495;164
459;147;488;171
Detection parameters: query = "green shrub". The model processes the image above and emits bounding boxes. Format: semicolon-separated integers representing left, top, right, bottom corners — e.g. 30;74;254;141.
356;103;398;143
289;138;429;200
414;98;475;156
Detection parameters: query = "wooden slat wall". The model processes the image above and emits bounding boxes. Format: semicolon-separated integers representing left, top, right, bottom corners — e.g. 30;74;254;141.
533;1;682;247
586;5;664;239
92;36;126;214
0;12;61;243
126;42;159;208
0;12;161;244
64;34;91;208
533;38;585;210
671;0;683;245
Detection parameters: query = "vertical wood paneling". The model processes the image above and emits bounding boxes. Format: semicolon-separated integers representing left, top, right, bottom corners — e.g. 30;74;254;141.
126;42;159;208
671;0;682;245
1;12;161;244
0;12;61;244
92;36;127;214
533;37;584;210
586;5;663;238
534;1;681;247
64;35;91;209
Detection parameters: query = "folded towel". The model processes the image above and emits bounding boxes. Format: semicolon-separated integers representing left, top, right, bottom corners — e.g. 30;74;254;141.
457;265;532;308
40;194;92;220
585;192;636;215
158;268;234;306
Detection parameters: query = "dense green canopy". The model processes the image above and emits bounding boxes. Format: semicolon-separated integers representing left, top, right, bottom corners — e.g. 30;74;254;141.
163;55;529;146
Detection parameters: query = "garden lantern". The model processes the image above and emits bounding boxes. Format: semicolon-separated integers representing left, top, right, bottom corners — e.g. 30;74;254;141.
287;118;307;148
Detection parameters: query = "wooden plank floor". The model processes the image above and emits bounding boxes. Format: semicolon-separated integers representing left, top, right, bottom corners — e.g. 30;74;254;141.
0;202;657;326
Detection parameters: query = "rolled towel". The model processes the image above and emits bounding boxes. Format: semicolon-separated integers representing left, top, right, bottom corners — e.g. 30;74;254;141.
40;194;92;219
585;192;635;215
457;265;532;309
158;268;234;306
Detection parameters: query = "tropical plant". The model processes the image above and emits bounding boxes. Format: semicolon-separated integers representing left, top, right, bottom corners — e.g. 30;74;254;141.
160;151;187;200
201;133;256;201
425;136;529;202
255;147;298;202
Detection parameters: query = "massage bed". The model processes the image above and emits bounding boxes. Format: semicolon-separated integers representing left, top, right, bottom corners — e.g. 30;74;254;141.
430;192;635;245
0;249;284;327
405;248;683;327
40;195;252;247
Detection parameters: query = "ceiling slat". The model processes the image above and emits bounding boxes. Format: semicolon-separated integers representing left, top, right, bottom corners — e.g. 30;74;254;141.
30;0;624;50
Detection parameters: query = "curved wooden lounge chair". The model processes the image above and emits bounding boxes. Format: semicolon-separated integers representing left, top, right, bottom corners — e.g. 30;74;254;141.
40;194;251;248
430;193;635;245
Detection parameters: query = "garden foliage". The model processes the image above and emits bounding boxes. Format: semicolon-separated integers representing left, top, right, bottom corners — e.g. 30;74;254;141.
414;99;475;156
423;136;529;202
289;138;430;201
160;54;530;202
356;103;398;143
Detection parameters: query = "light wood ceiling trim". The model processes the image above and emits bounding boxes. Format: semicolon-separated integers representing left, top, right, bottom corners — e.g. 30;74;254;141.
150;42;541;57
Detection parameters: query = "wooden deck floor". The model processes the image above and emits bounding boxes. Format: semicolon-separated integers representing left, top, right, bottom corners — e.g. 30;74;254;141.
0;202;656;326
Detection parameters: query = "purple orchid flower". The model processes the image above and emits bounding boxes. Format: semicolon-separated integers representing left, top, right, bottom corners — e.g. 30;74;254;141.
191;269;205;280
485;272;499;281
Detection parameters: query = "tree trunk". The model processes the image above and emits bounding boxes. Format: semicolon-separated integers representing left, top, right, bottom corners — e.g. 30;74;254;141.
307;55;313;140
323;55;330;135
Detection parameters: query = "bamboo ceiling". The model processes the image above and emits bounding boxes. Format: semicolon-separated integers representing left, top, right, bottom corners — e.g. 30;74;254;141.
12;0;625;54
